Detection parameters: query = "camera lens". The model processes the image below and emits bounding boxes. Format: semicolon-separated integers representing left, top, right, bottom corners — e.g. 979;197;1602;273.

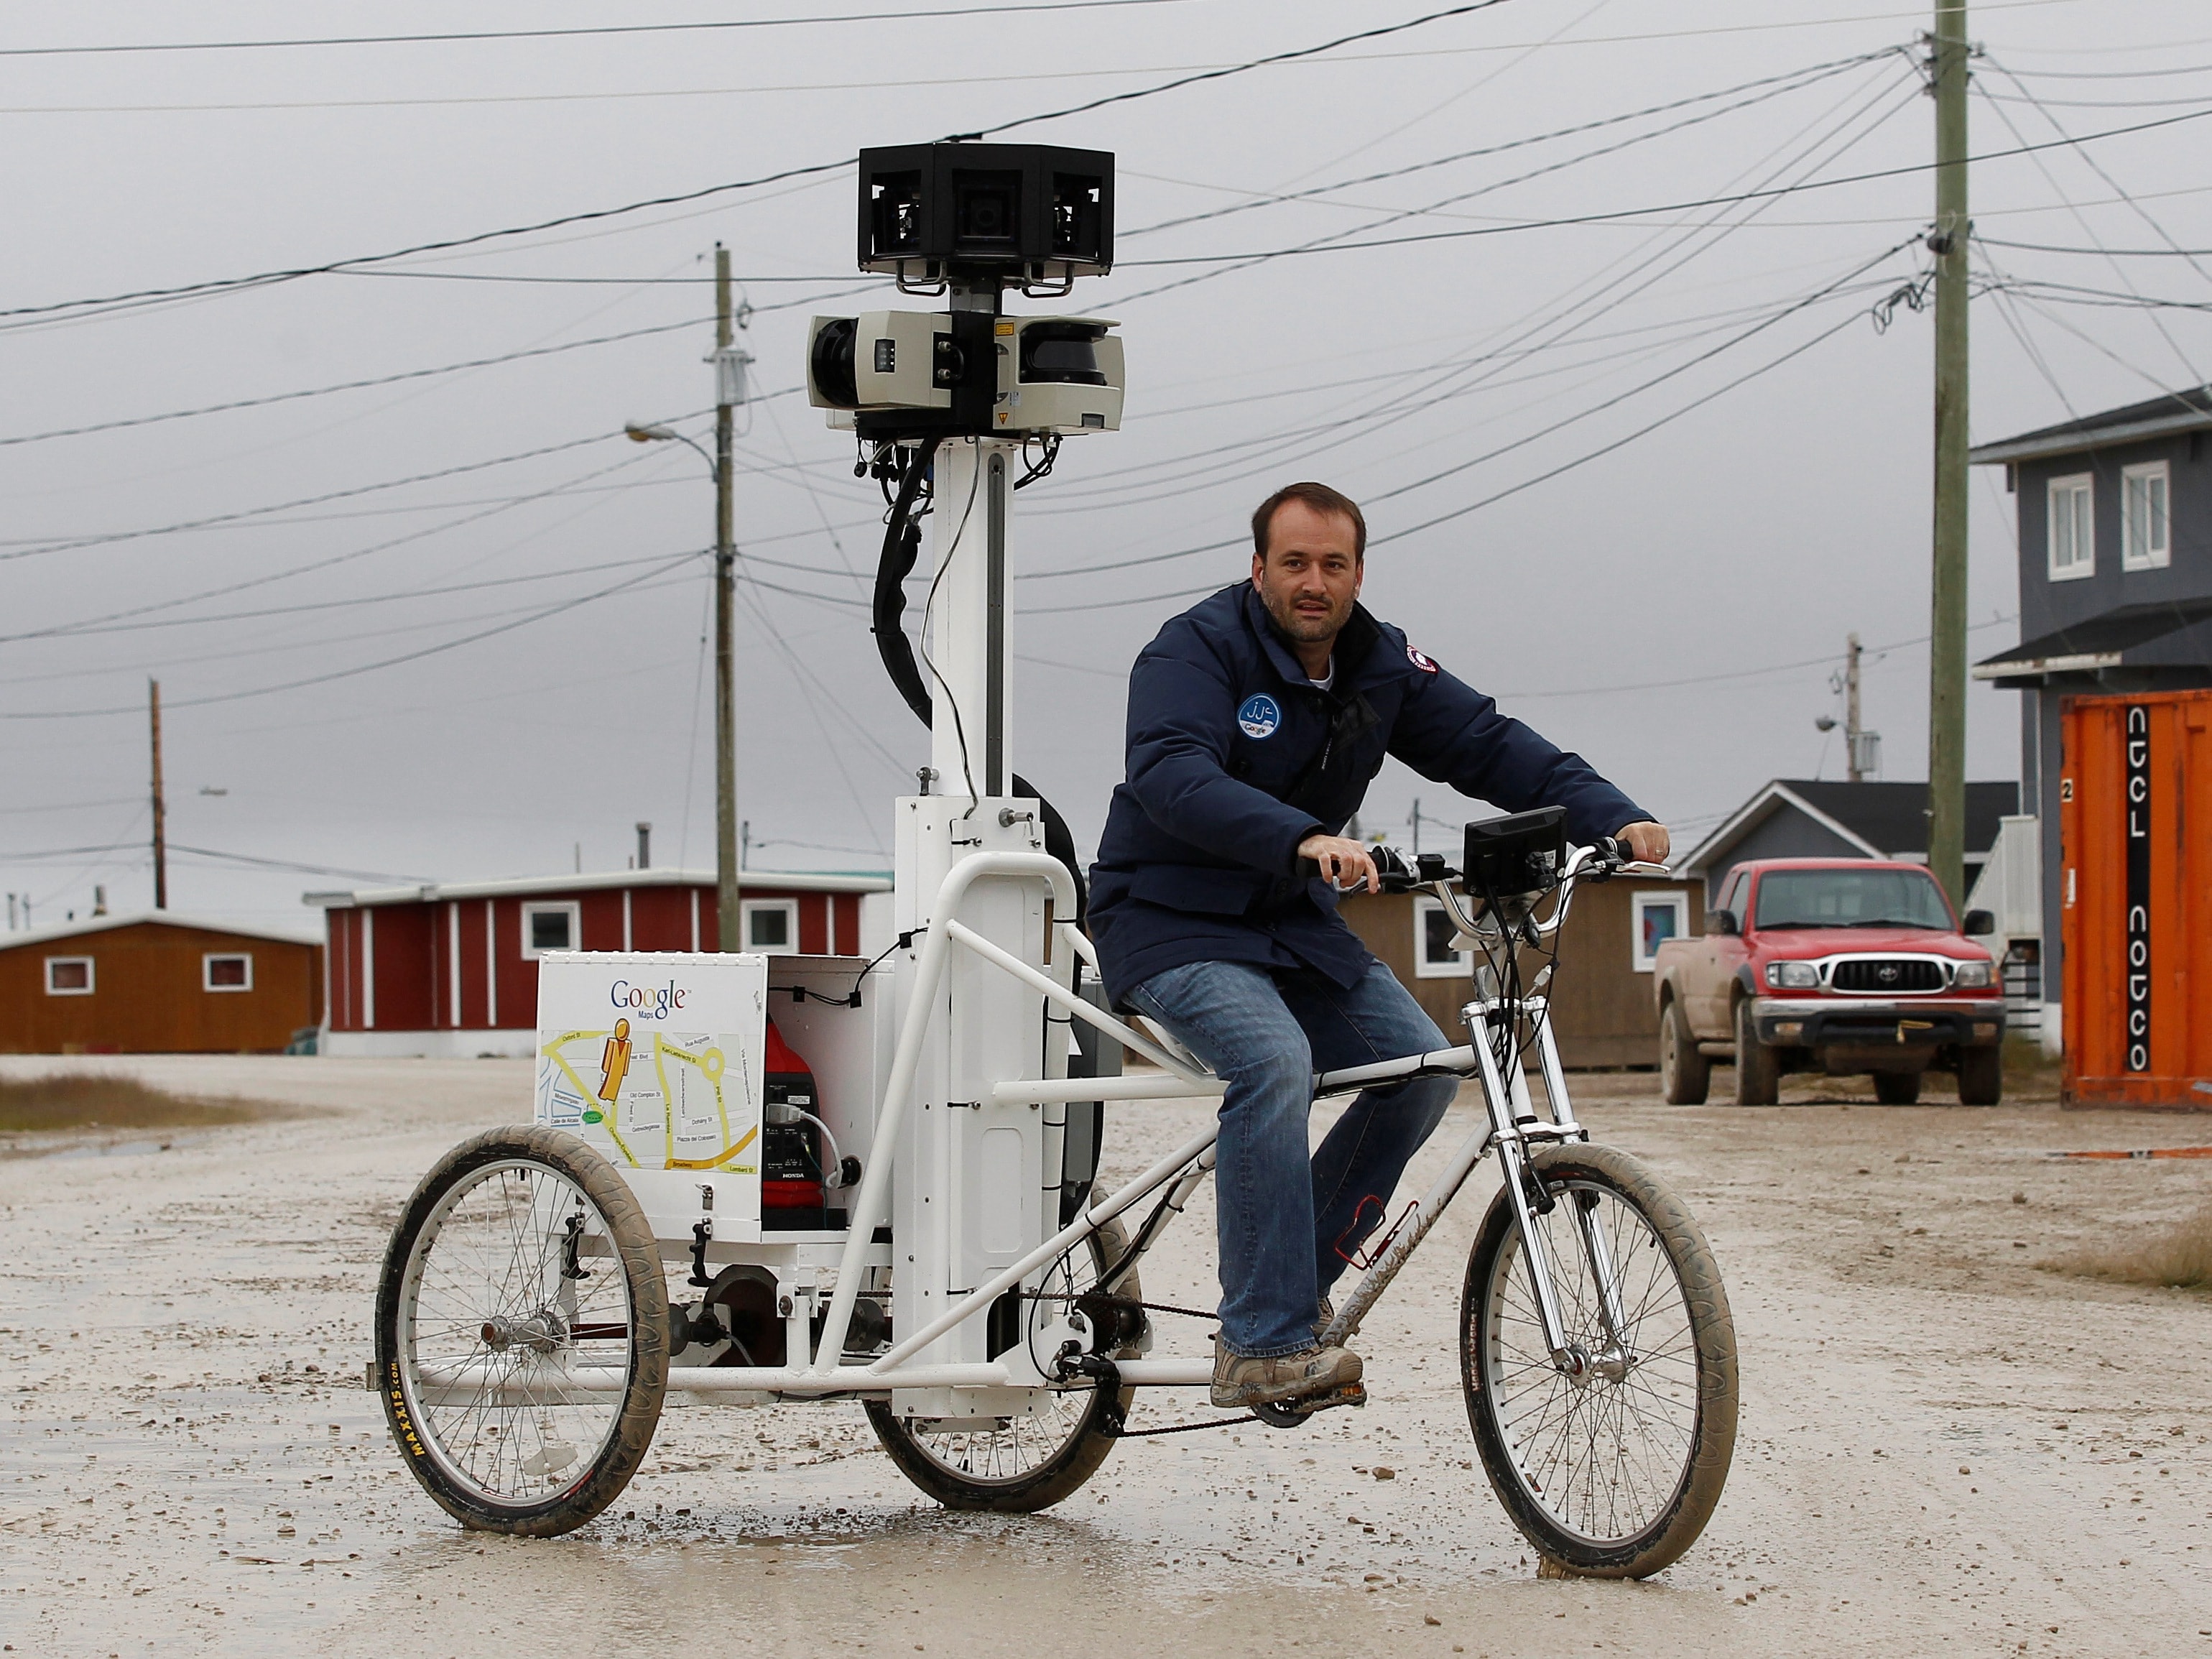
1019;322;1107;386
952;169;1022;251
810;318;860;408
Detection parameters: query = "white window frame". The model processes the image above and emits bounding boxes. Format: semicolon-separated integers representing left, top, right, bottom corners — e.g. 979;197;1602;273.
2121;460;2171;571
44;956;95;995
201;952;254;993
1412;895;1472;979
741;898;800;953
1631;892;1689;974
519;900;581;961
2047;473;2095;581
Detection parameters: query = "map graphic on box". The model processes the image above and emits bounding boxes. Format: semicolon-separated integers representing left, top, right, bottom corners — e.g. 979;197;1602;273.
534;951;767;1173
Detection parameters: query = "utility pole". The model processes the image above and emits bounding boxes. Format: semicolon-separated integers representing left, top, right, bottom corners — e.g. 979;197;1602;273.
1926;0;1971;904
149;677;168;910
712;243;741;951
1845;633;1866;784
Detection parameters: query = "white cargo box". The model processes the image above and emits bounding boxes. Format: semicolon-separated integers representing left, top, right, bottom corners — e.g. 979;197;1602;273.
533;950;892;1254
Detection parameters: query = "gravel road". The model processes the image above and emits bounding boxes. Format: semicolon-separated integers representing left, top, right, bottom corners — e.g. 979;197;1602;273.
4;1053;2209;1658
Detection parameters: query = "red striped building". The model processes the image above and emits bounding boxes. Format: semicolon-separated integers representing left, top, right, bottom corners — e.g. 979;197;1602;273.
307;868;890;1057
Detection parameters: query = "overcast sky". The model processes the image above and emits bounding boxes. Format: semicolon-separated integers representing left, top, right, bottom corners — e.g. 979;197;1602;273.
3;0;2207;936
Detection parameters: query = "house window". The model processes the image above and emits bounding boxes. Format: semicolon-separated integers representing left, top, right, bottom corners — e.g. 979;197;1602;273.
742;899;800;952
2122;461;2170;570
44;956;94;995
203;953;253;992
520;901;581;960
2047;473;2094;581
1631;892;1688;974
1412;895;1471;979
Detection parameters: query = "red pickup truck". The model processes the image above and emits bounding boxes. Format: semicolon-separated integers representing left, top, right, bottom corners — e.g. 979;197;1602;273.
1651;858;2006;1106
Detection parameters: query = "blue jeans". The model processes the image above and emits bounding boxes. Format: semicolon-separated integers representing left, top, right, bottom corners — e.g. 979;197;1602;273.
1127;959;1458;1358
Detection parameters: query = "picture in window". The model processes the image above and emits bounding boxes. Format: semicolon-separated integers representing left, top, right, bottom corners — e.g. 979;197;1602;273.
1632;892;1688;973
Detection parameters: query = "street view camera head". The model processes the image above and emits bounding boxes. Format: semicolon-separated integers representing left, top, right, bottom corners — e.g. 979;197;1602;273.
856;141;1114;292
807;141;1124;442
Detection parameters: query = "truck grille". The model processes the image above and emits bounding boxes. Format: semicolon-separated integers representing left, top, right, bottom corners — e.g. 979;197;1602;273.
1830;958;1945;993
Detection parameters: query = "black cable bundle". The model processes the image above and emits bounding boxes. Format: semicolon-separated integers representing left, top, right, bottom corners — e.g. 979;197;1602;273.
869;443;1088;927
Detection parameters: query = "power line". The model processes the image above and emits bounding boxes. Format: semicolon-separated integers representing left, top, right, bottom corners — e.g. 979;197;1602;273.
1037;68;1919;521
1979;235;2212;257
1016;290;1884;616
0;418;697;564
1997;59;2212;80
0;0;1197;56
966;1;1517;137
0;3;1521;326
1114;105;2212;269
1123;49;1898;241
166;844;433;883
2;548;700;646
1489;616;2018;700
0;553;699;720
0;314;714;448
1982;277;2212;313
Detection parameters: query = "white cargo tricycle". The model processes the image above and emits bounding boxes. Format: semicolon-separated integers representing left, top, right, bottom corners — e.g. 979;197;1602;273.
374;137;1736;1578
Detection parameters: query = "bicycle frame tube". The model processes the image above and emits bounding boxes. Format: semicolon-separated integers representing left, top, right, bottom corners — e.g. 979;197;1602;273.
810;845;1639;1387
811;851;1075;1374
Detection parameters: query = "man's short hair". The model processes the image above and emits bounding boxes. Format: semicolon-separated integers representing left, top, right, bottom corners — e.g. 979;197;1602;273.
1251;481;1367;563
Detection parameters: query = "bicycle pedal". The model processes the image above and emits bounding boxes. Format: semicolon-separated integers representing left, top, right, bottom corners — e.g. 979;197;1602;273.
1250;1380;1366;1428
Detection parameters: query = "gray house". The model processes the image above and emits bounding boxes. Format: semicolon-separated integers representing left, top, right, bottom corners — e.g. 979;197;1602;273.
1969;385;2212;1053
1677;779;2019;907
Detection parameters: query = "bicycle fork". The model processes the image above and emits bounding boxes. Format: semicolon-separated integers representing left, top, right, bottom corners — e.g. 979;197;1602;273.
1470;1011;1631;1380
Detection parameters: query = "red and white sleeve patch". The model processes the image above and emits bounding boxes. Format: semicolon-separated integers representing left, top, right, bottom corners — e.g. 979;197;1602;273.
1406;644;1439;674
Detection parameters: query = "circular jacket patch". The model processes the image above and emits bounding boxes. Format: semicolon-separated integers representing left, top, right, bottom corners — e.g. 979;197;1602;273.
1236;693;1283;739
1406;644;1439;674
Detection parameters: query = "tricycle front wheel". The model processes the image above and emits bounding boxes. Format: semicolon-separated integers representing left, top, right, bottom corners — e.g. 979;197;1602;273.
1461;1143;1737;1579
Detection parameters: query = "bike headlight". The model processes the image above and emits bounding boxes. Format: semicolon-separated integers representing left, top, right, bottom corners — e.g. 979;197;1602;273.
1765;960;1820;989
1951;959;1994;989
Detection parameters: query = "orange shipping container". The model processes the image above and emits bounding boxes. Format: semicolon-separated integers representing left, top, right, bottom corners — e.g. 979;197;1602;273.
2060;689;2212;1109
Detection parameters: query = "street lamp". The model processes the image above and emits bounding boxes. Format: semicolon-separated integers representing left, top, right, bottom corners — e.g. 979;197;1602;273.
623;246;751;953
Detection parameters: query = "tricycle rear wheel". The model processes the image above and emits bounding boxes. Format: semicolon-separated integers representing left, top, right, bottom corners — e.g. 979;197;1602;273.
375;1127;667;1536
866;1221;1140;1512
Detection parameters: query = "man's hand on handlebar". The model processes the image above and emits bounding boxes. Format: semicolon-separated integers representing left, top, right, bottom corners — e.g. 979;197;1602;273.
1298;833;1380;894
1615;820;1671;864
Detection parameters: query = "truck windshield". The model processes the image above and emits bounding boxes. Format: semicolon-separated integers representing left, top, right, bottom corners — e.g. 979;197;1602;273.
1753;868;1953;930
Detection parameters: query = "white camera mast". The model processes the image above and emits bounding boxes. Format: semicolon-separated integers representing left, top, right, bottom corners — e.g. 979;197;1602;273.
801;142;1129;1402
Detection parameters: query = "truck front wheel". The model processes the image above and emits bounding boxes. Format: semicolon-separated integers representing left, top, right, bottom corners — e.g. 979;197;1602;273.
1660;997;1711;1105
1956;1044;2003;1106
1733;999;1780;1106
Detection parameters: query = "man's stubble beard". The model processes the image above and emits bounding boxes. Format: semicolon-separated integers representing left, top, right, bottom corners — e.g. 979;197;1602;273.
1259;586;1351;646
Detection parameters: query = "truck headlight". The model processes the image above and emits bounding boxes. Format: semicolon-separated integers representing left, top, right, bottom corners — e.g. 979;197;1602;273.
1951;960;1994;989
1765;960;1820;989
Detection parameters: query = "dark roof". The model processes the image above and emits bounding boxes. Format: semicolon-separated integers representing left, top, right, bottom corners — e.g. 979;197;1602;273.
1969;384;2212;466
1973;598;2212;684
1776;780;2019;858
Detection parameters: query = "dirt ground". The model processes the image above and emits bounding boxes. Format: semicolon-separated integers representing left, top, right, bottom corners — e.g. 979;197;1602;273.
4;1052;2211;1658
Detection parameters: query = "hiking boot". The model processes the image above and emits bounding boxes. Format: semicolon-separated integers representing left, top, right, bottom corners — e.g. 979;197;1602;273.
1313;1296;1335;1341
1210;1336;1363;1409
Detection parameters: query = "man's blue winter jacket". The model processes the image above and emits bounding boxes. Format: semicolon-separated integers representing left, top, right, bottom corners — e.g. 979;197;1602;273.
1086;583;1649;1007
